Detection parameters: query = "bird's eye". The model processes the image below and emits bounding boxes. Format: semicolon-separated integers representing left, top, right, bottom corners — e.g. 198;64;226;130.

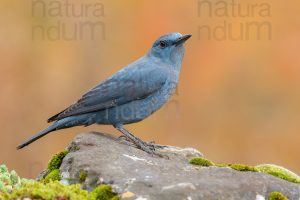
159;41;167;48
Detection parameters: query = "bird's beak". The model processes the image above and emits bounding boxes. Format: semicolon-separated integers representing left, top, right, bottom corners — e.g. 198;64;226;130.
174;34;192;46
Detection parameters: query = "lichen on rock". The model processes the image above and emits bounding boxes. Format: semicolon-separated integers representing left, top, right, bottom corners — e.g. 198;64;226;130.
256;164;300;184
89;185;120;200
189;157;300;184
189;157;214;166
189;158;258;172
268;191;288;200
79;169;88;182
42;169;61;184
228;164;258;172
39;150;69;183
47;150;69;171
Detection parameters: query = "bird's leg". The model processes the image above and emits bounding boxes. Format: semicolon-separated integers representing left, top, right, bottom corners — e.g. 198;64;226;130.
114;124;163;157
118;135;166;150
117;135;138;148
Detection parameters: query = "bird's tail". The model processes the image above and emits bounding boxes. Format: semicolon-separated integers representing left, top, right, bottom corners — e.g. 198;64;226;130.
16;122;59;149
16;114;95;149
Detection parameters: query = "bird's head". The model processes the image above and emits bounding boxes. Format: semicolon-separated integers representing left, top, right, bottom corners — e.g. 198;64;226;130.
148;32;191;67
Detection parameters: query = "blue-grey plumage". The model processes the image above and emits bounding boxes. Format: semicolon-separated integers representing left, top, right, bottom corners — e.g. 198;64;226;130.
17;32;191;153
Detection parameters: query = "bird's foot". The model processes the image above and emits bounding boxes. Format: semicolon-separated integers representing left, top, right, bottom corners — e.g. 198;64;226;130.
118;135;165;157
137;140;166;158
115;124;167;158
148;140;167;149
118;135;138;148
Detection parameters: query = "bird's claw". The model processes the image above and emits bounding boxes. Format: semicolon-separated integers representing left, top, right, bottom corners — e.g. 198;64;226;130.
119;136;164;157
138;141;168;158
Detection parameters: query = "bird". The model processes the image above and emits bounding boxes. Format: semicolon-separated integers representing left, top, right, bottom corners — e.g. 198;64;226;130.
17;32;191;155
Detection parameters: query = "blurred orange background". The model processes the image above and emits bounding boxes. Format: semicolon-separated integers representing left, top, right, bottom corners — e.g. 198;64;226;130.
1;0;300;178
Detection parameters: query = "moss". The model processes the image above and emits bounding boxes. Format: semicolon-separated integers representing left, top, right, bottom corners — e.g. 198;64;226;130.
0;165;8;173
189;158;256;172
268;191;288;200
79;170;88;182
42;169;61;183
213;163;258;172
189;158;257;172
89;185;120;200
189;157;300;184
214;162;300;183
0;164;22;193
0;165;119;200
3;180;119;200
228;164;258;172
39;150;68;183
189;157;214;167
256;164;300;184
47;150;69;171
214;163;229;167
4;180;89;200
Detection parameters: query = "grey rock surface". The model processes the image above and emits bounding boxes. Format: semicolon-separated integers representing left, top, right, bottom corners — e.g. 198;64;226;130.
58;132;300;200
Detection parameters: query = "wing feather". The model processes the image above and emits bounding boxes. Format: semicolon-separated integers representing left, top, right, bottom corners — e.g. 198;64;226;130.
48;64;168;122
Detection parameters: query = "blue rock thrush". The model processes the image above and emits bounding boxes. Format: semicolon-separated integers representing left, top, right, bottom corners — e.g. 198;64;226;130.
17;32;191;155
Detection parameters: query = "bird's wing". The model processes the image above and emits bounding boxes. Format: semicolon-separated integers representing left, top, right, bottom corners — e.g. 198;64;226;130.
48;63;169;122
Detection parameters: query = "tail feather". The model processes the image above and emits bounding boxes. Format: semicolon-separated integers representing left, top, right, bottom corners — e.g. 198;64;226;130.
17;114;96;149
16;123;58;149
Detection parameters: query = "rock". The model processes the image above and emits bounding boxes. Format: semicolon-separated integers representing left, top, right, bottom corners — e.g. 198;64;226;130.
58;132;300;200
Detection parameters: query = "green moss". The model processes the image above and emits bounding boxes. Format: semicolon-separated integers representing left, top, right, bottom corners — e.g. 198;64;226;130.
79;170;88;182
0;165;119;200
4;180;89;200
189;157;214;167
43;169;61;183
189;158;257;172
3;180;119;200
0;165;8;173
213;163;258;172
228;164;258;172
47;150;69;171
89;185;120;200
188;157;300;184
40;150;68;183
214;163;229;167
256;164;300;184
268;191;288;200
0;164;22;193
